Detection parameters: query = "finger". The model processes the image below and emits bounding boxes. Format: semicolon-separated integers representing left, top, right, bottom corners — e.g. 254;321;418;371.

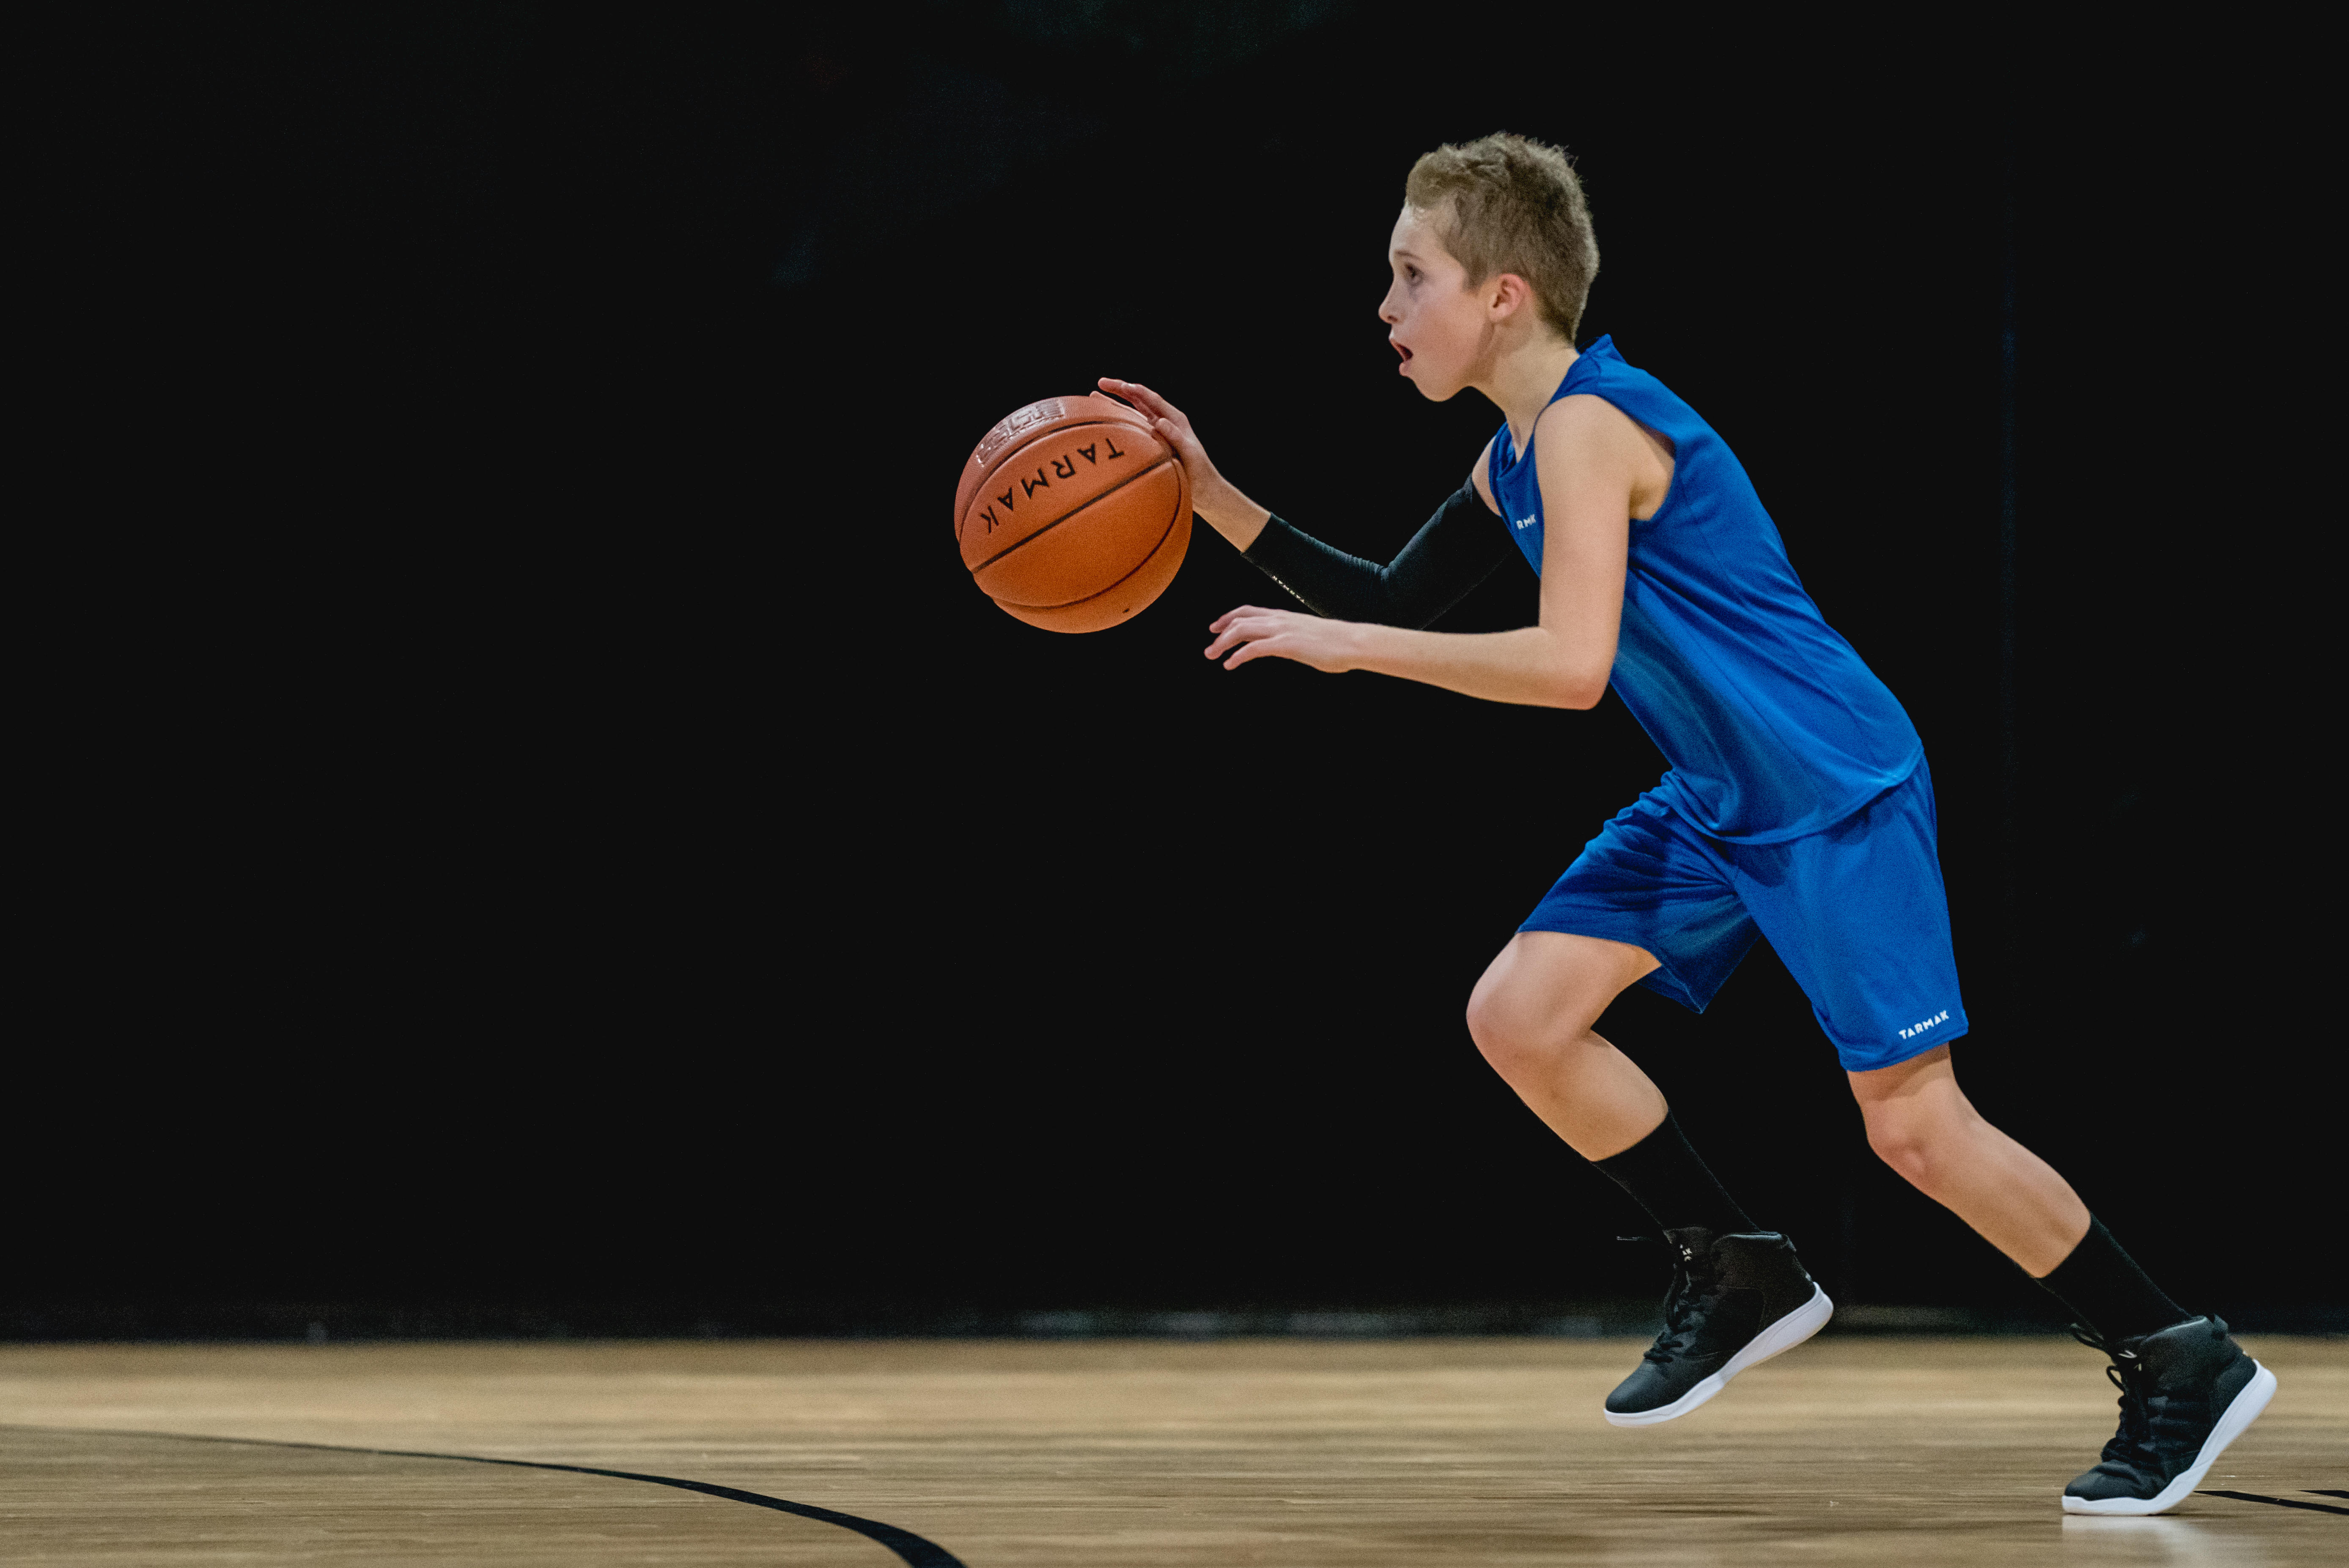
1224;637;1289;670
1101;377;1168;417
1205;618;1268;656
1095;379;1151;421
1126;381;1186;423
1204;624;1254;658
1153;417;1202;457
1207;618;1280;659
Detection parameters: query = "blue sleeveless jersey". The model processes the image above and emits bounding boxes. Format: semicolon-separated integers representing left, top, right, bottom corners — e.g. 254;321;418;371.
1489;337;1921;842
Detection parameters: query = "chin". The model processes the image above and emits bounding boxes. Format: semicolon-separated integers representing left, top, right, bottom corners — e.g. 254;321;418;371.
1399;356;1464;402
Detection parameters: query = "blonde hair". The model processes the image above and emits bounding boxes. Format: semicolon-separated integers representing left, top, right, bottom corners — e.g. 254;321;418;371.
1405;133;1599;343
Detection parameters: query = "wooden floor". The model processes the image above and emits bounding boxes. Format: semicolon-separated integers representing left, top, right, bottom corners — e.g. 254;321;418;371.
1;1336;2341;1565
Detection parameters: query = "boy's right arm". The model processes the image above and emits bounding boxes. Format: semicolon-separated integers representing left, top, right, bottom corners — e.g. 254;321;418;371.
1097;376;1270;550
1098;378;1510;628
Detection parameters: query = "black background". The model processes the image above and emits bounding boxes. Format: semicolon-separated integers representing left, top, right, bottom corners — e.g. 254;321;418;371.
16;5;2335;1338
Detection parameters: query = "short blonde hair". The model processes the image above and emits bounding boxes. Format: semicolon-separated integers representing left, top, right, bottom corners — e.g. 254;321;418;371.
1405;133;1598;343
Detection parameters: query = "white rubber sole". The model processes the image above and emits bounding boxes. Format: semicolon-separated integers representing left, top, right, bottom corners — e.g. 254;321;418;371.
1604;1285;1835;1428
2061;1360;2278;1515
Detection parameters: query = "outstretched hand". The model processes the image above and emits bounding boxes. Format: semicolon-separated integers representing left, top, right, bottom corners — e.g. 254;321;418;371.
1206;606;1367;673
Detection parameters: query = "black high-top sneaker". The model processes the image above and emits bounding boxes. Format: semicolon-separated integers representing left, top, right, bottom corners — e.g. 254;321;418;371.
1604;1227;1833;1427
2062;1315;2278;1515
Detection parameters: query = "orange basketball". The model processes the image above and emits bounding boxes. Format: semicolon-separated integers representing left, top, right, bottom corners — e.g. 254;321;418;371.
954;393;1192;632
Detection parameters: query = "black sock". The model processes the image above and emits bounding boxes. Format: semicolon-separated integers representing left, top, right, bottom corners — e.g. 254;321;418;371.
2035;1216;2195;1341
1591;1112;1758;1235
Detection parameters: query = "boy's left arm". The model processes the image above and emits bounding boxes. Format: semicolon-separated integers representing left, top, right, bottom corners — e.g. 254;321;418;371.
1205;397;1635;710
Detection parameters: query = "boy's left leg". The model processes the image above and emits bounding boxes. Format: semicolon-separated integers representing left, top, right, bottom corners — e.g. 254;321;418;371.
1737;762;2275;1513
1845;1043;2089;1276
1850;1045;2277;1515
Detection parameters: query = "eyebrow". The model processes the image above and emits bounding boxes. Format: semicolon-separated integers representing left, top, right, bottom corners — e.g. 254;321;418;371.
1392;248;1426;262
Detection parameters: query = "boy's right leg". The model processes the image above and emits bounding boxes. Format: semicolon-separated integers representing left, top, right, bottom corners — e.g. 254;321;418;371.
1466;930;1831;1425
1463;930;1668;1160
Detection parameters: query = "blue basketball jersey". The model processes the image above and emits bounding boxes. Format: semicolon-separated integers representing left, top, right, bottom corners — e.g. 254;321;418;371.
1489;337;1921;842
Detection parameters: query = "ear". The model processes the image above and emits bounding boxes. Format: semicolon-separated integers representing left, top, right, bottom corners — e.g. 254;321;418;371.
1484;272;1535;322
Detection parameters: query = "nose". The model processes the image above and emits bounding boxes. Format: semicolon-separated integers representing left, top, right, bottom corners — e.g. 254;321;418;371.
1378;282;1402;325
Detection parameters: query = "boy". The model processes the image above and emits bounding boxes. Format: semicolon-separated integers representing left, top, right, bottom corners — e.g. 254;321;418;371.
1098;133;2272;1516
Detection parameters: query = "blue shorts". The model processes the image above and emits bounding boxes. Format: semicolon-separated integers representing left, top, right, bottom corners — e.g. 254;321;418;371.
1520;760;1967;1072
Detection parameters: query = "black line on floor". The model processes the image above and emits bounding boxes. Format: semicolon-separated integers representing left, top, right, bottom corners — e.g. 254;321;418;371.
4;1425;968;1565
2310;1490;2349;1499
2198;1489;2349;1516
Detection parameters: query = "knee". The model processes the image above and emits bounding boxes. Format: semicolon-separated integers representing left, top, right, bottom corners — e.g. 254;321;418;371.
1863;1101;1972;1190
1463;980;1518;1065
1465;976;1546;1078
1865;1112;1937;1187
1465;934;1629;1081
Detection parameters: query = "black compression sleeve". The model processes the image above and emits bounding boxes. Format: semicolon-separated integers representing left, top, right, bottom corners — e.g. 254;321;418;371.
1239;482;1513;627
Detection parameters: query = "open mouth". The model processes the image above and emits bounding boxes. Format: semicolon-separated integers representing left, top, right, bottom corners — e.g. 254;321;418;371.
1393;340;1413;370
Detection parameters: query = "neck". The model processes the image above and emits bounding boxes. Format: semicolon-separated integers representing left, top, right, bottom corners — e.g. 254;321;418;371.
1482;332;1582;449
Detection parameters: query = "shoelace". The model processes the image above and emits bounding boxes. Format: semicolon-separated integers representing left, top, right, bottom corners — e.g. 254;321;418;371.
1621;1235;1716;1366
2071;1316;2228;1470
2070;1323;2154;1465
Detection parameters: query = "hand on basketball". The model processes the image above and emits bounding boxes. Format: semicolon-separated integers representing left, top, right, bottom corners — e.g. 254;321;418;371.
1098;377;1227;502
1205;606;1366;673
1098;376;1275;551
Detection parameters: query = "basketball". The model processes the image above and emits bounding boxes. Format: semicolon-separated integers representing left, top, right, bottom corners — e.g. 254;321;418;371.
954;393;1193;632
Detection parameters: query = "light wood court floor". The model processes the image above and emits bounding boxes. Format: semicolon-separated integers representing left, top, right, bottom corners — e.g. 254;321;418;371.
2;1337;2342;1565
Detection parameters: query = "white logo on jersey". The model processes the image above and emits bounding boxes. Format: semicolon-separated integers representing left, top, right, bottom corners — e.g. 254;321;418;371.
1897;1008;1953;1041
1515;515;1537;530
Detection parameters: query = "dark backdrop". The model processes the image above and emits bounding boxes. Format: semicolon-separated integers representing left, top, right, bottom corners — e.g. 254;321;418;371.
16;5;2334;1338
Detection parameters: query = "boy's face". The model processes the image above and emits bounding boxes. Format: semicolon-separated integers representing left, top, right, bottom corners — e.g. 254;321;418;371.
1380;205;1489;401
